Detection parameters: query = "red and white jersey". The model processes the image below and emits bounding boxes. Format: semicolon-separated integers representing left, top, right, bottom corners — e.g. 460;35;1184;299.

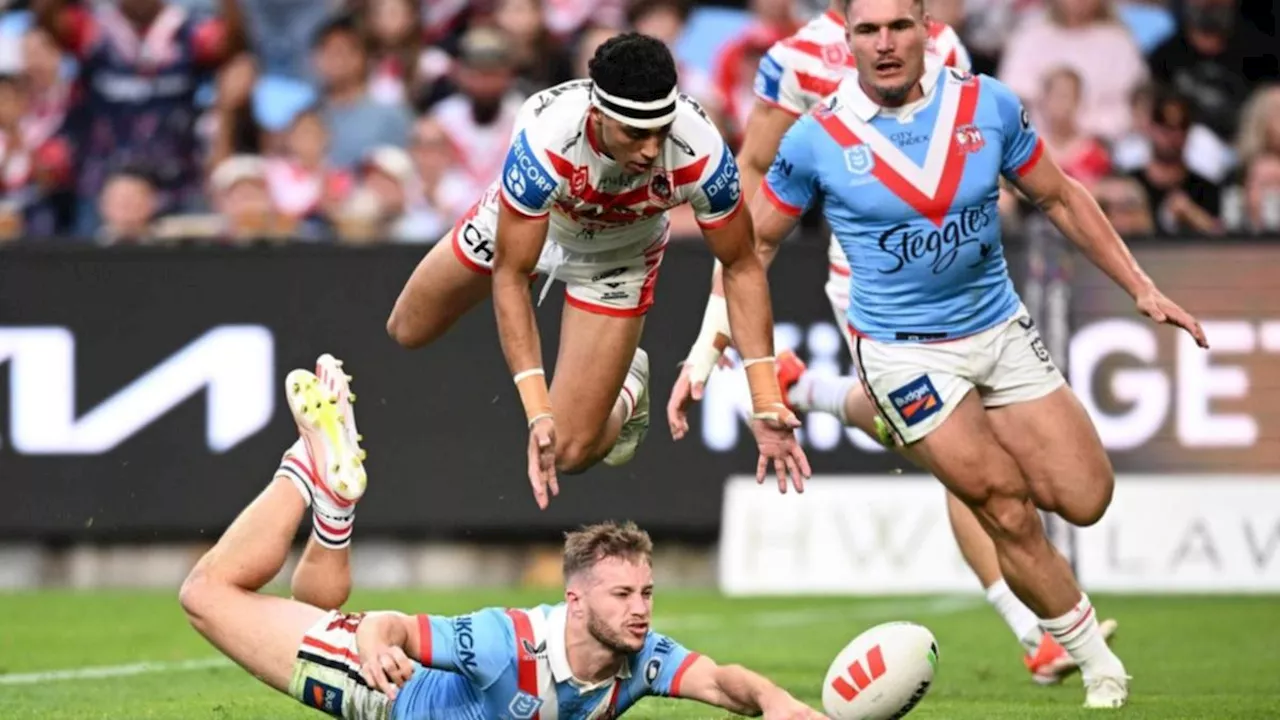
489;79;743;254
754;10;971;118
430;91;525;210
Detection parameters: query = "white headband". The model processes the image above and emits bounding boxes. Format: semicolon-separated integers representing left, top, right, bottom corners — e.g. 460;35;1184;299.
591;84;679;129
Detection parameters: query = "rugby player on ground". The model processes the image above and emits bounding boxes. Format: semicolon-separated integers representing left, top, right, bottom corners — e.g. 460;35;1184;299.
179;354;826;720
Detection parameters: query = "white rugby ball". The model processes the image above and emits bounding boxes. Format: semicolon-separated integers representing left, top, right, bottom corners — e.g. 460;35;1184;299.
821;621;938;720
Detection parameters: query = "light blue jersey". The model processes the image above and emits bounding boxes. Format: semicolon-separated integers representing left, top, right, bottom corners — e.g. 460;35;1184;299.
762;64;1044;342
390;603;700;720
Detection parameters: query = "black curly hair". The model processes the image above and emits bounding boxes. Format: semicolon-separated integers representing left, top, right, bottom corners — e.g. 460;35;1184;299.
587;32;678;104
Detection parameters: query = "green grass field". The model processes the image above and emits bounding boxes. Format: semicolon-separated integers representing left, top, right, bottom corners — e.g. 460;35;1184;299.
0;590;1276;719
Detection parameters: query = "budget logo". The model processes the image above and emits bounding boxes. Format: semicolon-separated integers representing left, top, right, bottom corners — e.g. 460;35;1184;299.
888;375;942;427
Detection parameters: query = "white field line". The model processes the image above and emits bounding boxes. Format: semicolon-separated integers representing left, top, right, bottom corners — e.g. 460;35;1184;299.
0;596;982;685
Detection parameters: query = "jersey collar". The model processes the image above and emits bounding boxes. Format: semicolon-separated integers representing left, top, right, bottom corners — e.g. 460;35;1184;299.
546;604;633;690
842;57;944;123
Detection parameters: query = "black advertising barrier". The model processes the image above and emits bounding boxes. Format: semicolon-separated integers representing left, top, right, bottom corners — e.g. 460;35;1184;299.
1;237;1276;542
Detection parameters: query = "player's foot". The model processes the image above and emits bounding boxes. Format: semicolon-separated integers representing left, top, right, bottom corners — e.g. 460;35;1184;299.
1026;619;1119;685
603;348;650;467
776;349;807;413
285;360;367;504
1083;673;1129;709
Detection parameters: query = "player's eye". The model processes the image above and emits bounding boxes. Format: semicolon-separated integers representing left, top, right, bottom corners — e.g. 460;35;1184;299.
891;19;915;30
853;24;878;35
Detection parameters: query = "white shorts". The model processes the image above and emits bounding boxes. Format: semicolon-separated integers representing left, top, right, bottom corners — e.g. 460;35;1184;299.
290;611;392;720
852;304;1066;445
450;213;668;317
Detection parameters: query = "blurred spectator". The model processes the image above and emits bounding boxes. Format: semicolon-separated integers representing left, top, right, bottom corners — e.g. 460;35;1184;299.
1233;85;1280;172
573;25;618;80
311;12;411;170
1126;88;1222;235
264;106;352;236
34;0;245;234
998;0;1147;142
428;25;524;220
421;0;470;45
364;0;424;107
494;0;574;96
1093;173;1155;235
1148;0;1280;148
1222;154;1280;233
629;0;712;108
0;35;73;236
1035;67;1111;187
355;144;436;241
19;27;69;152
408;116;460;238
205;51;259;177
238;0;341;83
97;163;158;243
709;24;783;151
542;0;625;41
210;153;285;240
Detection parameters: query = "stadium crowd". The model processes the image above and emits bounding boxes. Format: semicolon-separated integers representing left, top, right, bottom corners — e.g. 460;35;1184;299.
0;0;1273;244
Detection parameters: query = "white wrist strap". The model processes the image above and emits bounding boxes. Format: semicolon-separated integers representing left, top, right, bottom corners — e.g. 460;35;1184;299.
684;293;731;385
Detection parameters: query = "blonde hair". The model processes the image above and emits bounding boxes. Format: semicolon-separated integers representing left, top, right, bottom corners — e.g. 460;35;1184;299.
562;520;654;580
1235;85;1280;167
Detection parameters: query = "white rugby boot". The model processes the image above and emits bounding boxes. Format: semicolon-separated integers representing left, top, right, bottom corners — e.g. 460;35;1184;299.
603;348;650;467
1083;673;1129;709
283;355;367;507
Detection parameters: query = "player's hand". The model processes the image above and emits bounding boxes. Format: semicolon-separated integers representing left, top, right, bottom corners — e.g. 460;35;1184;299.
750;406;811;494
354;618;415;701
527;416;559;509
1136;287;1208;349
667;363;705;441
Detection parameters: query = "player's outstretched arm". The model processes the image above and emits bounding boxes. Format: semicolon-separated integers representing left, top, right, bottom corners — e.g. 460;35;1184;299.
677;77;807;392
492;200;560;508
676;655;828;719
701;206;811;492
1011;154;1208;349
668;181;805;441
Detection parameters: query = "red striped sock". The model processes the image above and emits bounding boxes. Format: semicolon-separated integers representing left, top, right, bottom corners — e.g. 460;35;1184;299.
1039;594;1124;681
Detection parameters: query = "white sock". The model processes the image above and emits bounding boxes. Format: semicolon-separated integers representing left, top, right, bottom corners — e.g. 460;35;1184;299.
985;579;1044;654
788;372;861;424
276;440;355;549
617;366;646;423
1040;594;1125;681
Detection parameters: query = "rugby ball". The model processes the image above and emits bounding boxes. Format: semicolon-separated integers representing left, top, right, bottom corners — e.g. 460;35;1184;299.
821;622;938;720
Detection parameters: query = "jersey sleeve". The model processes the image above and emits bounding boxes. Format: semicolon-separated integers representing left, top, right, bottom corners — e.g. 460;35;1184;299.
638;632;702;698
760;114;820;217
498;126;563;219
414;609;511;688
687;133;745;230
753;47;806;116
988;77;1045;179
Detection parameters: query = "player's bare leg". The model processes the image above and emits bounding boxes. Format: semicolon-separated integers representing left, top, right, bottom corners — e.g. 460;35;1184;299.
985;385;1128;705
180;355;368;692
387;232;492;348
779;350;1115;684
905;391;1127;707
549;302;648;472
985;386;1115;527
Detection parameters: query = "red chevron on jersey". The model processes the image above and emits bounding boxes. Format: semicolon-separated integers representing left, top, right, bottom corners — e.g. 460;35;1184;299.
814;78;981;226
